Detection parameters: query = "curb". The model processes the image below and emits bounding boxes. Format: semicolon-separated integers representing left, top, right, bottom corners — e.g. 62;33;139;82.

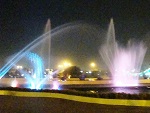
1;90;150;107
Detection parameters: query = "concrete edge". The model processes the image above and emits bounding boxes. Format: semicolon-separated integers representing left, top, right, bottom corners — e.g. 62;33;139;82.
0;90;150;107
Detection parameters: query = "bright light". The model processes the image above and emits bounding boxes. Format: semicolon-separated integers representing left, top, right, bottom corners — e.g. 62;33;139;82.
16;65;23;69
11;79;18;87
80;71;83;73
52;81;60;90
90;62;96;68
58;61;72;69
89;71;92;73
58;65;63;68
63;62;71;67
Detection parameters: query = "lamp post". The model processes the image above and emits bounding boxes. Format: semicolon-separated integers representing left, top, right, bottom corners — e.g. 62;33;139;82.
90;62;96;70
58;61;72;70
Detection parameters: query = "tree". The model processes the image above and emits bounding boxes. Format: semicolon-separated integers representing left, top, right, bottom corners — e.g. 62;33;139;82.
63;66;81;78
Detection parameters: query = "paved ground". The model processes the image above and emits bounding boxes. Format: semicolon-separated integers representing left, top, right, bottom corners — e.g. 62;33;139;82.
1;78;150;86
0;95;150;113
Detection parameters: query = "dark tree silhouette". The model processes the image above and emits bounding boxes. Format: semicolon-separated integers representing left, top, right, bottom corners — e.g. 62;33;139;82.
63;66;81;78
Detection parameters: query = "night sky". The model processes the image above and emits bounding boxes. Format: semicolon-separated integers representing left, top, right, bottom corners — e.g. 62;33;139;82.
0;0;150;70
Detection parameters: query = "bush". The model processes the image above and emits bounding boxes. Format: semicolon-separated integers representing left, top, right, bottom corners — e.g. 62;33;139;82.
1;87;150;100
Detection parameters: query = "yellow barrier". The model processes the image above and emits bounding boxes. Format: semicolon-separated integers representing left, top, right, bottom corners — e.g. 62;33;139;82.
0;90;150;107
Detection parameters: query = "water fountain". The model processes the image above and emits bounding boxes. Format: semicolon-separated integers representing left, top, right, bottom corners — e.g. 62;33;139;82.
1;20;101;89
0;18;148;91
0;21;97;78
0;19;150;113
0;19;58;89
100;18;147;87
39;19;51;69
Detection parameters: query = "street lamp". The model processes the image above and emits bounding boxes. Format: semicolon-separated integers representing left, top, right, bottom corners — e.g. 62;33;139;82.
64;62;71;67
90;62;96;68
90;62;97;72
58;61;72;69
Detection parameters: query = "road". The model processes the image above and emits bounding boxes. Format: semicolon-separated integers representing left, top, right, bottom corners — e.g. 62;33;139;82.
0;78;150;87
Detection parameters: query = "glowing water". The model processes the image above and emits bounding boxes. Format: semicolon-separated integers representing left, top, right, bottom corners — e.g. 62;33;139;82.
39;19;51;69
25;52;44;89
0;20;104;89
0;22;84;78
0;20;87;89
0;31;50;78
100;19;147;86
45;19;51;69
0;19;56;89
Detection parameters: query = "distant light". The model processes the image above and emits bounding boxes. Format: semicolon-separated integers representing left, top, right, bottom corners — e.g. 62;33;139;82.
80;71;83;73
63;62;71;67
90;62;96;67
58;65;63;68
58;61;72;69
68;75;71;79
89;71;92;73
16;65;23;69
89;78;95;81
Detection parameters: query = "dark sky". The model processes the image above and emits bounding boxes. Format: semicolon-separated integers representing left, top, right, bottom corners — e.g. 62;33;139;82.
0;0;150;70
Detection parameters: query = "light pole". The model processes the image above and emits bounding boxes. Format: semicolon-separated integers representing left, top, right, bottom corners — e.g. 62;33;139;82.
90;62;96;70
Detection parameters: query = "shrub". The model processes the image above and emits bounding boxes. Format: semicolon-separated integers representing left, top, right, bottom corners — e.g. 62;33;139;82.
1;87;150;100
